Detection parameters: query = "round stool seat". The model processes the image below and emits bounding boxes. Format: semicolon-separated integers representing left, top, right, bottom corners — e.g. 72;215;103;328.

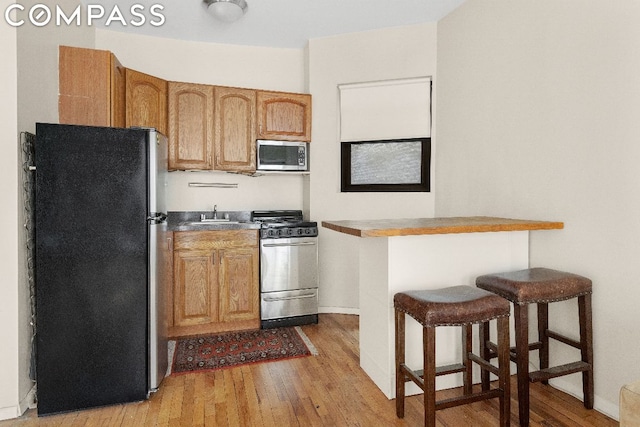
394;285;510;326
476;267;592;304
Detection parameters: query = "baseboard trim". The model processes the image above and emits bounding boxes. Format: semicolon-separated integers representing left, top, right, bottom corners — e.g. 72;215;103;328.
0;405;20;422
21;385;37;411
549;377;619;421
318;307;360;316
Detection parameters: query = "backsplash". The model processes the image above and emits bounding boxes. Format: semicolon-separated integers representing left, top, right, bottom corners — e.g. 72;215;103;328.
166;171;309;213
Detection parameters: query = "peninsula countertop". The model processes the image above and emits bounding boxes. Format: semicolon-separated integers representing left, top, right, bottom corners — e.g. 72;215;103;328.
321;216;564;238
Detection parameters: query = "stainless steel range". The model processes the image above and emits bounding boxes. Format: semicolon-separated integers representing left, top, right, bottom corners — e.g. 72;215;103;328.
251;210;319;328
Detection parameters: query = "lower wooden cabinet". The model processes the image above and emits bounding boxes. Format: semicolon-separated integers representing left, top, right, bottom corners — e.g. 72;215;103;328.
169;229;259;337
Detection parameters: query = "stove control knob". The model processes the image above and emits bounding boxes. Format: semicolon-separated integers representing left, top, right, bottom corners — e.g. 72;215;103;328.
297;228;304;235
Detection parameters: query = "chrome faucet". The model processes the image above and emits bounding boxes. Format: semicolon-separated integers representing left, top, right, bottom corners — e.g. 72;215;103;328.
213;205;218;220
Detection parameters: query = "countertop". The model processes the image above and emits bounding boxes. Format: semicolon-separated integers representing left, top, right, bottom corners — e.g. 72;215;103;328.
169;221;260;232
321;216;564;238
167;211;261;232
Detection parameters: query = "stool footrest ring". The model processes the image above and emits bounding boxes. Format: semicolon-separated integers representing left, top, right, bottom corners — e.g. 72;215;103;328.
468;353;499;376
529;361;591;383
399;363;424;389
546;330;581;349
436;389;504;411
435;363;466;377
400;363;468;385
486;340;543;360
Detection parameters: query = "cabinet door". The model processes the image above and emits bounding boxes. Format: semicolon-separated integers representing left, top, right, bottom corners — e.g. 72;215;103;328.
126;68;168;136
218;246;260;324
59;46;126;128
168;82;214;170
59;46;111;127
173;249;218;328
257;91;312;142
110;54;126;128
214;86;256;172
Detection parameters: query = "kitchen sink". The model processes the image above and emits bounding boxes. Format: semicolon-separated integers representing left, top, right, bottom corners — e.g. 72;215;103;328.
183;220;241;226
171;215;259;231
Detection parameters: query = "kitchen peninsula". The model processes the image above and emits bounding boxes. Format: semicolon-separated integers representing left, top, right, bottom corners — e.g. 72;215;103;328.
322;216;563;399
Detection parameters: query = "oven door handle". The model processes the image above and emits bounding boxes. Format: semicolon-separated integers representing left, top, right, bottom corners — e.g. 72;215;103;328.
263;293;317;302
262;241;317;248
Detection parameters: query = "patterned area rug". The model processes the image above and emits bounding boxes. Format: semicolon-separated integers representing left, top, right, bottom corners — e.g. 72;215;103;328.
170;326;317;375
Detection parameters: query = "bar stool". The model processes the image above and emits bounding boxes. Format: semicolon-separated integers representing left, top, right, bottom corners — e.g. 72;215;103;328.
394;286;511;427
476;268;594;427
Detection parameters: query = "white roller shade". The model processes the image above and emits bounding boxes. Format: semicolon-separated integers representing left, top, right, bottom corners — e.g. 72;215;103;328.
339;77;431;142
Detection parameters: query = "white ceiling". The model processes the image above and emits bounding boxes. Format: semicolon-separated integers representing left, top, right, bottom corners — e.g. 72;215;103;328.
84;0;466;49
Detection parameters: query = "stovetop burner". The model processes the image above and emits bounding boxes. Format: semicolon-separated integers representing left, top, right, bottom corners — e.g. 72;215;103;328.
251;210;318;239
251;210;304;223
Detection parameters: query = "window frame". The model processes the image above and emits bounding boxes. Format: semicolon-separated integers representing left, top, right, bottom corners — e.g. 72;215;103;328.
340;137;431;193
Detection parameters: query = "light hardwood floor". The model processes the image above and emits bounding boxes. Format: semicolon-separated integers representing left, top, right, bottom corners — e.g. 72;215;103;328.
2;314;617;426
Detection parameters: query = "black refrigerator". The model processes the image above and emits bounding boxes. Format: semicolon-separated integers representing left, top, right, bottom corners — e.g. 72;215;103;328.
34;123;169;416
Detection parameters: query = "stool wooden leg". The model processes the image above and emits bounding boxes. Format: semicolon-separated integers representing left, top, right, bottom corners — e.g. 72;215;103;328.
479;321;491;391
514;303;530;427
424;326;437;427
497;316;511;427
395;308;406;418
579;294;594;409
537;302;550;385
462;324;473;395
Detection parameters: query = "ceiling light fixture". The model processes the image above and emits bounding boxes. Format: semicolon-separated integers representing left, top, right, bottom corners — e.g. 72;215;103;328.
203;0;248;23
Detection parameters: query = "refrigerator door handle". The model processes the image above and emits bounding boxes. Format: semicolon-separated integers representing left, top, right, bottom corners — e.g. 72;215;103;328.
147;213;167;223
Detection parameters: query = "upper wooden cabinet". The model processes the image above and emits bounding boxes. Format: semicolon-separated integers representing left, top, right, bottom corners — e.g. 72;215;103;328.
111;57;127;128
126;68;168;136
59;46;126;128
168;82;214;171
214;86;256;172
257;91;312;142
59;47;312;170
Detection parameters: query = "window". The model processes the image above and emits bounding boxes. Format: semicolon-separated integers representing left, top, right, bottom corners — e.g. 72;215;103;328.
338;77;431;192
341;138;430;192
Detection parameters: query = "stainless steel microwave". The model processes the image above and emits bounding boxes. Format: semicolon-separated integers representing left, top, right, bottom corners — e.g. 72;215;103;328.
256;140;308;171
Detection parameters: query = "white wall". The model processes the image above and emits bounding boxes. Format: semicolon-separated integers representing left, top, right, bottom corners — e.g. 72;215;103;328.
8;0;96;419
308;24;437;311
95;31;308;213
436;0;640;419
0;2;20;419
96;30;306;90
17;1;94;134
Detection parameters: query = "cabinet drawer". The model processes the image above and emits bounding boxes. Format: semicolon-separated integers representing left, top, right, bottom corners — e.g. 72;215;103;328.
174;229;258;251
261;289;318;320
